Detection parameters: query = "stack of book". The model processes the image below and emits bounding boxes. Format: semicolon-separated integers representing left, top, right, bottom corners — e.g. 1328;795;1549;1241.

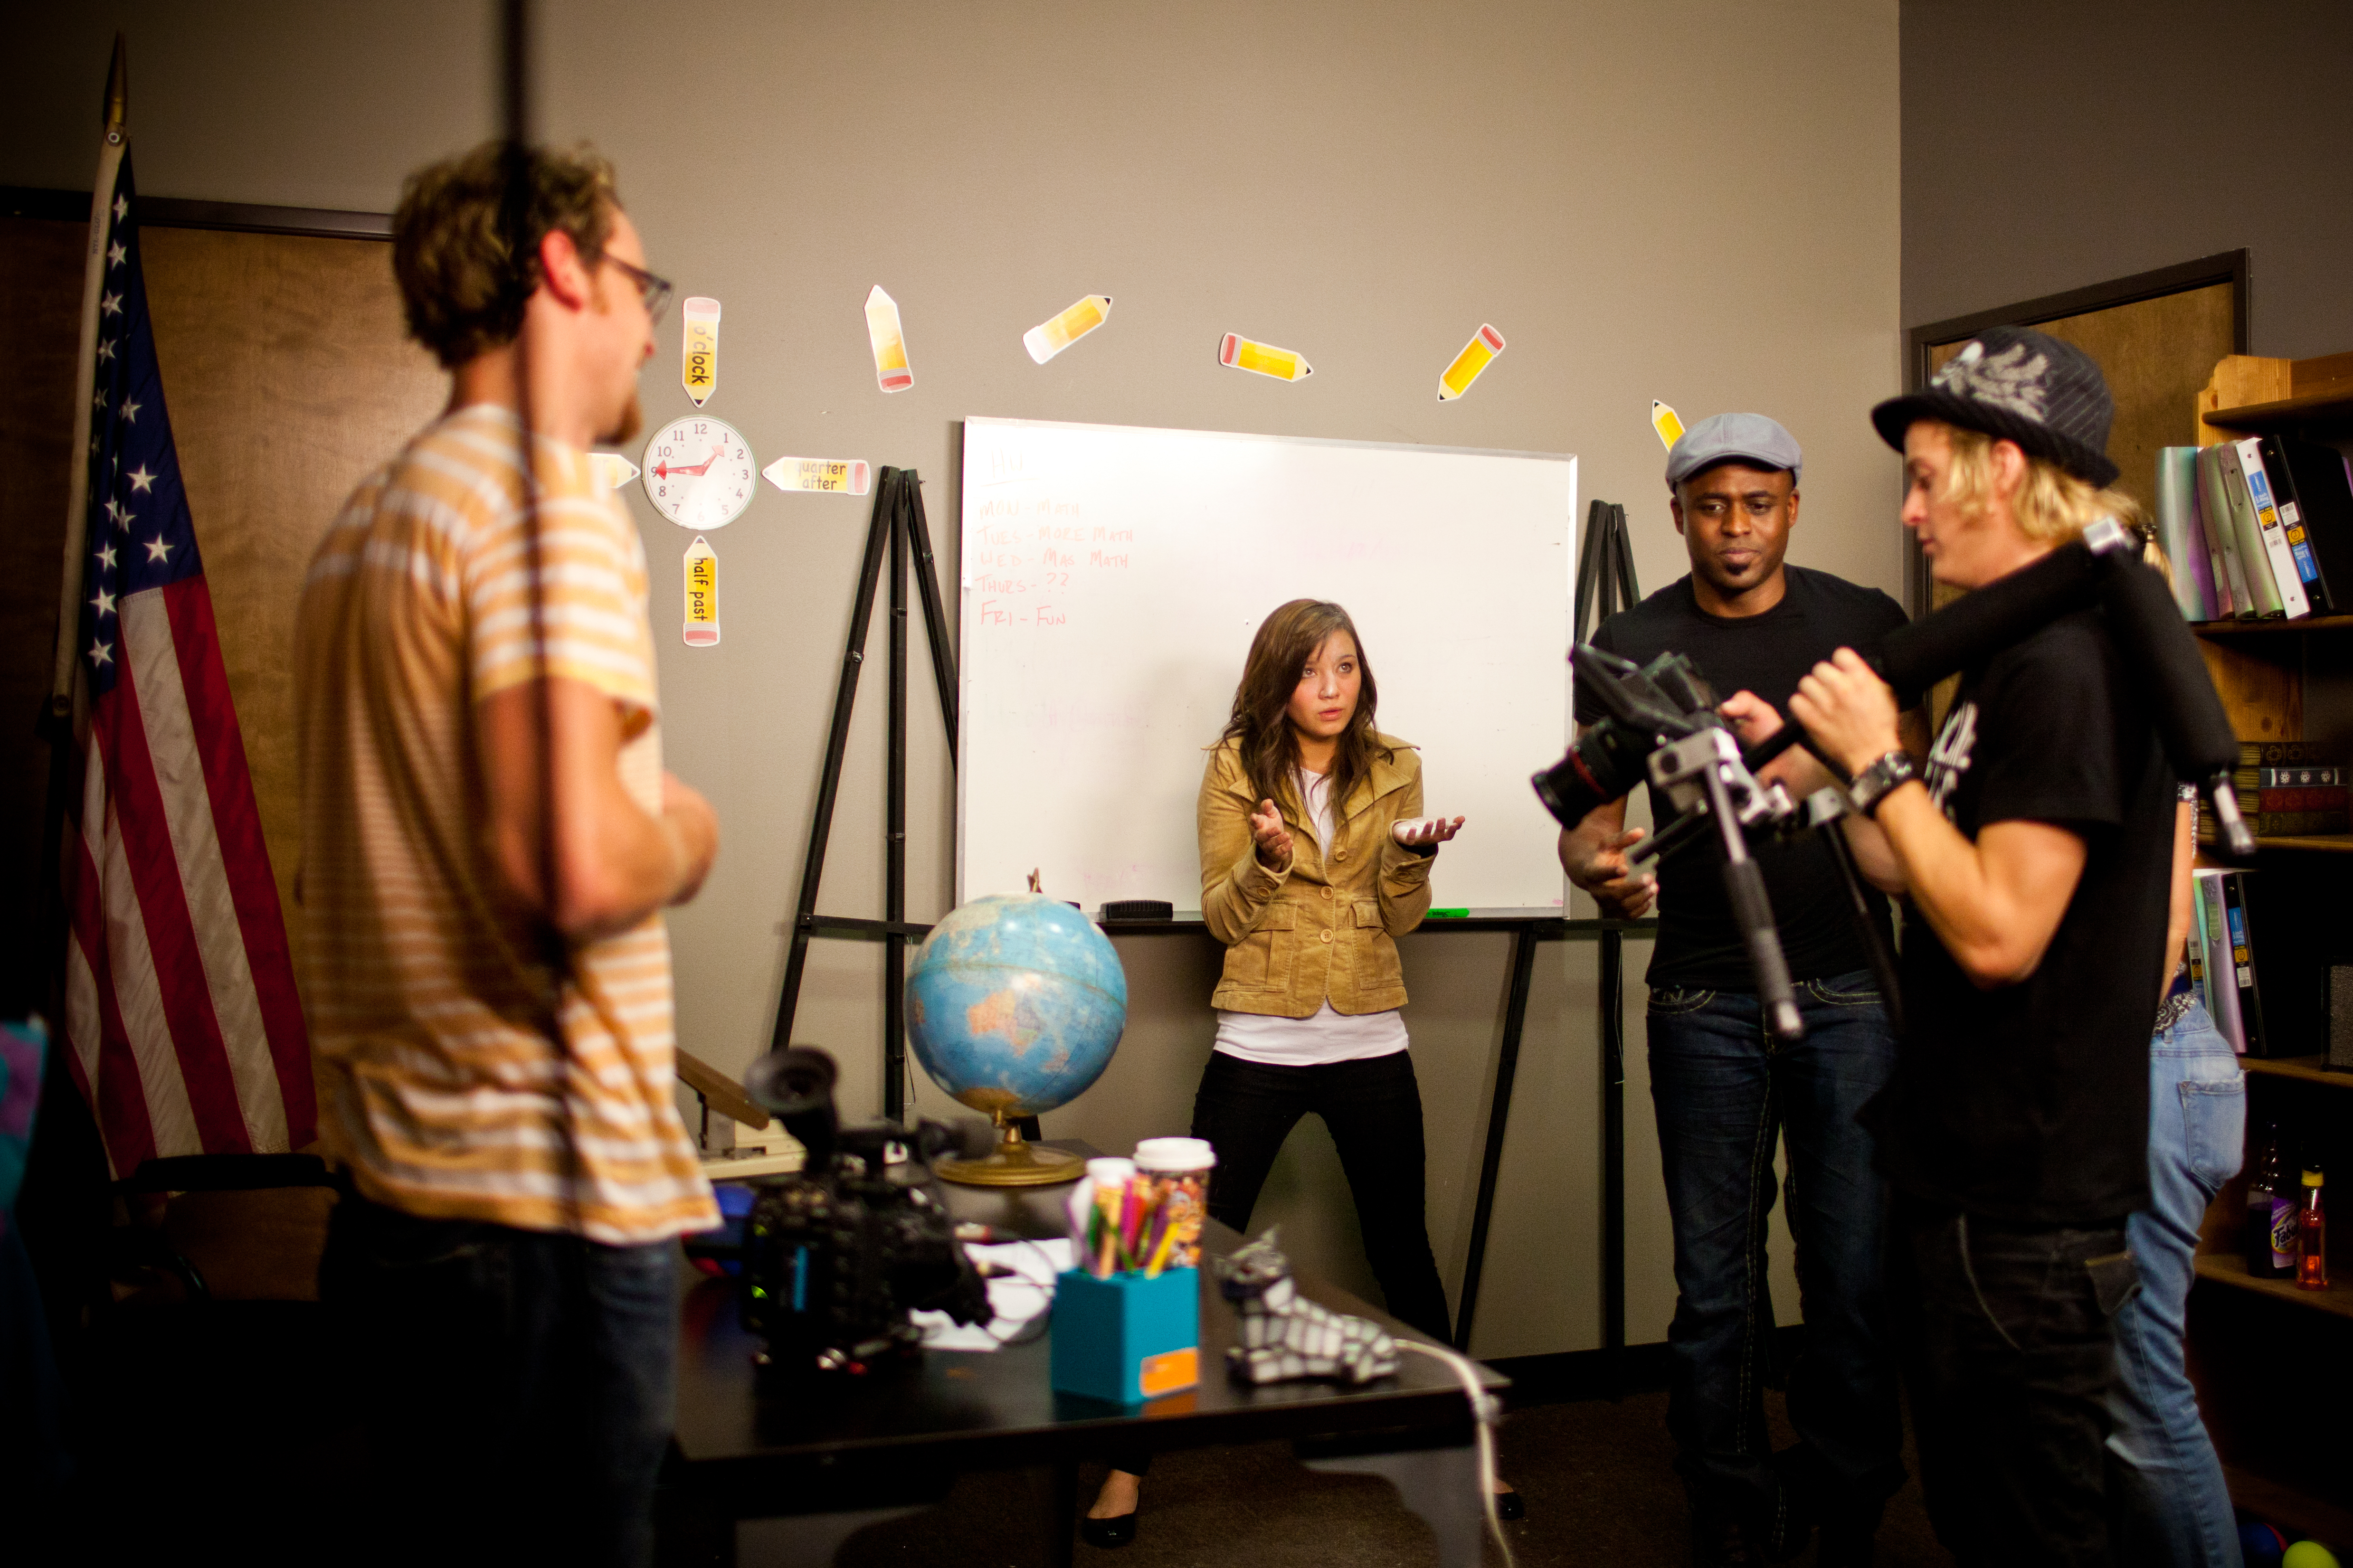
2197;742;2350;842
2190;867;2267;1055
2152;435;2353;623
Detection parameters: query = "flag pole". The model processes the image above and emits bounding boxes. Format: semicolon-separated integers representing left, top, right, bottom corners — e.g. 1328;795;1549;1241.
49;35;129;717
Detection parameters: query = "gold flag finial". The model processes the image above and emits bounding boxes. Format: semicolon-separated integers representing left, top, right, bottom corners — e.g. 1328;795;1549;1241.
103;34;127;142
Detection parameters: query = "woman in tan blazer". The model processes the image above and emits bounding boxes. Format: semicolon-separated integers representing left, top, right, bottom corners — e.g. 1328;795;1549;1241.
1085;598;1499;1548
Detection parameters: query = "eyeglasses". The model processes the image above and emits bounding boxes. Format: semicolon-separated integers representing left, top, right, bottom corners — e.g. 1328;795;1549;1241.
603;255;674;324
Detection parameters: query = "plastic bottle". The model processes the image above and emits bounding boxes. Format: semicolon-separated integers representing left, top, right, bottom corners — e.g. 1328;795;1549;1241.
2297;1169;2327;1291
2247;1124;2296;1278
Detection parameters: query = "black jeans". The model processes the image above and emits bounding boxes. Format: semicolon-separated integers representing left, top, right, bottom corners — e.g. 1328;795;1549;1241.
320;1194;680;1568
1889;1195;2141;1567
1106;1049;1449;1480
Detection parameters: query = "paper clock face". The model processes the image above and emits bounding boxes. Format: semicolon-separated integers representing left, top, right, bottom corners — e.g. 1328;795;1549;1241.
641;416;757;529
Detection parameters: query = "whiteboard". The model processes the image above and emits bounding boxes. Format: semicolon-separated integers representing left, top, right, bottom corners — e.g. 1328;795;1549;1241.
958;417;1576;913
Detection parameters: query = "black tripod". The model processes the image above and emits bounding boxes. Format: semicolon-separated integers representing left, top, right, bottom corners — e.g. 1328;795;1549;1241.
769;468;957;1121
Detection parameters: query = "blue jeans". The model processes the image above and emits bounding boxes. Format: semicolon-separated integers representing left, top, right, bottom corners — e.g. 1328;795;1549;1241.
2107;1002;2246;1568
320;1195;680;1568
1646;970;1904;1533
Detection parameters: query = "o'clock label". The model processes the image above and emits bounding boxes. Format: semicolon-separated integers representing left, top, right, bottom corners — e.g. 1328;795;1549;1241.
683;535;719;646
682;297;720;407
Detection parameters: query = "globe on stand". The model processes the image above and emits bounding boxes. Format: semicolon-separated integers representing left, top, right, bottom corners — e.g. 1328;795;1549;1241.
905;893;1128;1186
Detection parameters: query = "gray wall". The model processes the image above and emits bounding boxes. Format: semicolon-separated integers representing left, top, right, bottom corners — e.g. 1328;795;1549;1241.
3;0;1901;1357
1902;0;2353;354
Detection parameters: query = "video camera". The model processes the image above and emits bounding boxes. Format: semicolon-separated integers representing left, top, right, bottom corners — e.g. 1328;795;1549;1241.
1532;518;2254;1041
737;1046;992;1377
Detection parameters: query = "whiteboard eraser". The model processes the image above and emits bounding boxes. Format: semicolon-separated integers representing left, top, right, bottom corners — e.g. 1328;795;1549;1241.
1101;900;1175;921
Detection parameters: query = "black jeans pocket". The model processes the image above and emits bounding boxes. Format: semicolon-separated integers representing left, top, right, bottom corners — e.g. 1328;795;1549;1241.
1647;984;1716;1017
2085;1249;2141;1317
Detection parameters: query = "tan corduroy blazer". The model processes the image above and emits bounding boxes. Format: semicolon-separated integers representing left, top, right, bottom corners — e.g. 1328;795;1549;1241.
1197;733;1436;1017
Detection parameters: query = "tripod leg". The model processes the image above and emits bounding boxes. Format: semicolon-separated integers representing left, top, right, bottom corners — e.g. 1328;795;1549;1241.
1818;815;1906;1038
770;471;897;1055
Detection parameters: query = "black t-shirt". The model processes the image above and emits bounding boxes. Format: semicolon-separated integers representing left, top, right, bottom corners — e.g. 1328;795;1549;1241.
1576;567;1910;989
1867;609;2171;1225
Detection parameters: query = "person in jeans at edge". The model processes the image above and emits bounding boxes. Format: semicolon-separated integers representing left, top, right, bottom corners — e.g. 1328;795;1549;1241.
296;143;720;1568
1759;326;2175;1566
1558;413;1917;1567
2108;600;2248;1568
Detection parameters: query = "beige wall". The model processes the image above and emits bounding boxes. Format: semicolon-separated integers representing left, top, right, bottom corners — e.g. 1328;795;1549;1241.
2;0;1900;1357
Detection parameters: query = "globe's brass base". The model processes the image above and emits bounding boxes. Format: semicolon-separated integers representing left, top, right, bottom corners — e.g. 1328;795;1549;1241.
935;1124;1084;1187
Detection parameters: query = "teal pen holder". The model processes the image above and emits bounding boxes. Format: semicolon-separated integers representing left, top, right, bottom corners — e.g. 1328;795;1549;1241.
1049;1267;1201;1405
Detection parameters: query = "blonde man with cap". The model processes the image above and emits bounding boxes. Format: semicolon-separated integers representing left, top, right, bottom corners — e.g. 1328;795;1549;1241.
1746;329;2173;1565
1561;414;1916;1566
295;143;718;1568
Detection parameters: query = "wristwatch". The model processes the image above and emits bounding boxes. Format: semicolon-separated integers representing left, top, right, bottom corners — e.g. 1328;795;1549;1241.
1847;750;1918;818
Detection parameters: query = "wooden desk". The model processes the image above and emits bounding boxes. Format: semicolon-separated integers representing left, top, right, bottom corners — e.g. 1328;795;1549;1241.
664;1153;1507;1567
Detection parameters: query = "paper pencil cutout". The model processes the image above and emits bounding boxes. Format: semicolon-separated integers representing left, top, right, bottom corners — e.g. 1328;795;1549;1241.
865;285;914;393
682;297;720;407
1025;294;1113;364
1220;332;1312;382
1651;400;1685;449
764;455;873;496
587;452;641;491
1437;324;1506;401
683;536;719;647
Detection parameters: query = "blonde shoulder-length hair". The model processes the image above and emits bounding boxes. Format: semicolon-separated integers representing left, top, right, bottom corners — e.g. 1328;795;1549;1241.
1932;422;2146;546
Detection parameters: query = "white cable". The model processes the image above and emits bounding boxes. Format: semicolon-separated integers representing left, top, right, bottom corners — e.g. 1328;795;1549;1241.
1395;1339;1517;1568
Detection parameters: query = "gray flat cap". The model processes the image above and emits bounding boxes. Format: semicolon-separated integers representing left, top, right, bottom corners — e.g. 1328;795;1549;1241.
1665;412;1803;488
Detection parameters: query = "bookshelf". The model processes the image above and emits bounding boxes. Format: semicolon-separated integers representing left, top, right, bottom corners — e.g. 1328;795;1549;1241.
2186;351;2353;1545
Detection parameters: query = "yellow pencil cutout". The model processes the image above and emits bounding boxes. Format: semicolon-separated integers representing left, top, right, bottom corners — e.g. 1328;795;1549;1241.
1025;294;1113;364
681;296;720;407
586;452;640;491
1220;332;1312;382
762;455;873;496
1437;323;1506;401
1651;400;1685;449
683;536;719;647
865;284;914;393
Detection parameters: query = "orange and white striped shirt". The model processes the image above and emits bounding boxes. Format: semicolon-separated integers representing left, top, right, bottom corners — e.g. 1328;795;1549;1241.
294;404;715;1244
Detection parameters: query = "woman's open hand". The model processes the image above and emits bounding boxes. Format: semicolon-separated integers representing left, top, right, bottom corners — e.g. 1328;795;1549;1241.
1250;798;1294;869
1393;815;1466;849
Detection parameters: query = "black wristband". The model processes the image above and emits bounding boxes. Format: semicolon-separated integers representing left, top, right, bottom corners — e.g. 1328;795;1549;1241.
1848;750;1918;818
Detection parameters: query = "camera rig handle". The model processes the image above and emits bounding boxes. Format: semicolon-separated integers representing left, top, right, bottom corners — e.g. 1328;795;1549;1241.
1646;729;1804;1042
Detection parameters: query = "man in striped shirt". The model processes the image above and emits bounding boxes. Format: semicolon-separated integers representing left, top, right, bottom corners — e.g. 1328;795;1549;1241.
295;143;718;1568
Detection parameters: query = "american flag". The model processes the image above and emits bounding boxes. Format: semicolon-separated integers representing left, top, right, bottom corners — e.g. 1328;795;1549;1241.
57;153;314;1173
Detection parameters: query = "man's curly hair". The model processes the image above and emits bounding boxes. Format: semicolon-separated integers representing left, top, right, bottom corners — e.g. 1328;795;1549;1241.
393;142;620;369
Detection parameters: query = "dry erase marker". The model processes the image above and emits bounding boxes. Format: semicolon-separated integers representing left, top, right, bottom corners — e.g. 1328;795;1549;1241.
1427;908;1471;918
1025;294;1113;363
1220;332;1313;382
1437;323;1506;401
681;296;720;407
865;284;914;393
1652;400;1685;448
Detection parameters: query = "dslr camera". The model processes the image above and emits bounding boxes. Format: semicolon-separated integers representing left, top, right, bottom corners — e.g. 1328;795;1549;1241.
737;1047;992;1377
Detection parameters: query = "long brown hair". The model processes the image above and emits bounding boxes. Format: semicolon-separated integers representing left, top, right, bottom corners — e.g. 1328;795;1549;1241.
1220;599;1390;817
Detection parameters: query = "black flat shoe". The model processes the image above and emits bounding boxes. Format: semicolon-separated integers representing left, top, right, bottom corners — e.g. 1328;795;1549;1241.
1079;1513;1138;1549
1495;1490;1525;1522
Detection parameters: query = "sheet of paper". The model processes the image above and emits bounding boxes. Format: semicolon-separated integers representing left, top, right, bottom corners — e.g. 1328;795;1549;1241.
1437;323;1505;401
1219;331;1312;382
1025;294;1113;364
866;284;914;393
910;1237;1075;1351
682;296;720;407
764;455;873;496
683;535;719;646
